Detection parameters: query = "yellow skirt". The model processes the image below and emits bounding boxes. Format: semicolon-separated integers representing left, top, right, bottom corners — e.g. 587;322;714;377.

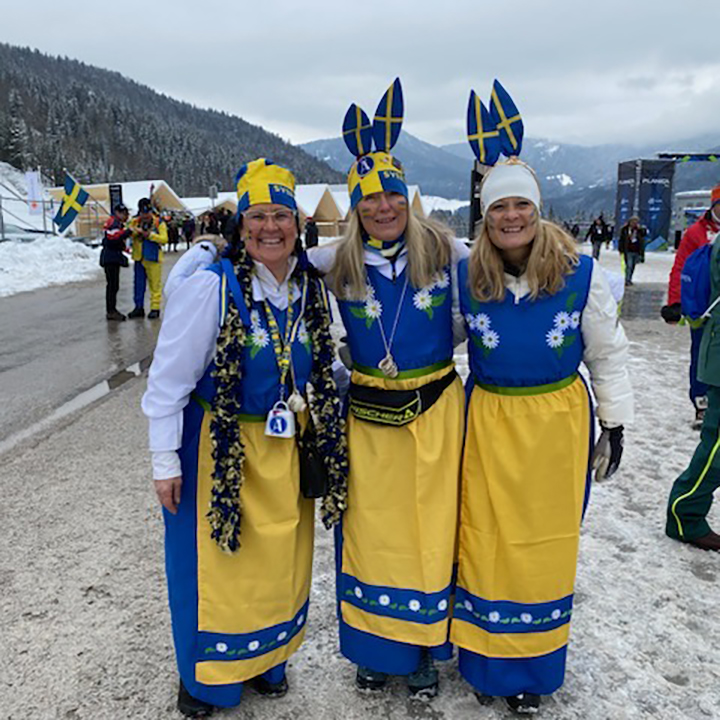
451;376;590;669
339;366;464;650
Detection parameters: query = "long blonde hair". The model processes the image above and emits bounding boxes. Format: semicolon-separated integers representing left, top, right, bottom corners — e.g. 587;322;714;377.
468;216;579;302
331;210;453;299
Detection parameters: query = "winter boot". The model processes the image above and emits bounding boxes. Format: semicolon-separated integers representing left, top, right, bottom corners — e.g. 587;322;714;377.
106;310;126;321
248;674;288;698
506;692;541;714
128;307;145;319
148;309;161;320
356;665;388;692
177;680;213;717
407;648;438;700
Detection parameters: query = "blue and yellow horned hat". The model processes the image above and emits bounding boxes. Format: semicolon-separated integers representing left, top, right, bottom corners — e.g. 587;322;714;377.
342;78;408;210
466;80;541;213
235;158;297;214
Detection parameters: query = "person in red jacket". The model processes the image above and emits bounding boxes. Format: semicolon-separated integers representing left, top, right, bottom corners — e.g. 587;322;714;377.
661;183;720;428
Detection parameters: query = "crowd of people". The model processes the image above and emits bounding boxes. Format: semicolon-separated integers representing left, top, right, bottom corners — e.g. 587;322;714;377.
94;79;720;718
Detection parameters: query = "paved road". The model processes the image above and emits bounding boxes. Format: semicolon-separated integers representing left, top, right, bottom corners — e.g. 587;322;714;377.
0;255;181;444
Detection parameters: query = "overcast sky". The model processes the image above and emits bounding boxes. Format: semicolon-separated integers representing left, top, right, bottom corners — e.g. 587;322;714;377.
3;0;720;149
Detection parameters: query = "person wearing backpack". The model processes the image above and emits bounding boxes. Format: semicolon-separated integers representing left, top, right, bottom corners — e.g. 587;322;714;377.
666;230;720;552
661;184;720;428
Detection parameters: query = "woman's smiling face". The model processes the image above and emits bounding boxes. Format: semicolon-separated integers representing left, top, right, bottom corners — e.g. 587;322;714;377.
486;196;537;264
357;191;408;242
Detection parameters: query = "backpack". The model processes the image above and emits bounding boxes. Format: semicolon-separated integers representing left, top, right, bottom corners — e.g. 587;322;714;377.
680;243;720;323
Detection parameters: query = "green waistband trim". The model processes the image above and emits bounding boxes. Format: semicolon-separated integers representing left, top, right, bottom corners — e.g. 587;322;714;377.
190;393;265;422
474;372;579;396
353;358;452;380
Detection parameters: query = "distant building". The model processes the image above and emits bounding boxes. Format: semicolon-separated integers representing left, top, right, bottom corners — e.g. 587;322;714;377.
673;189;712;235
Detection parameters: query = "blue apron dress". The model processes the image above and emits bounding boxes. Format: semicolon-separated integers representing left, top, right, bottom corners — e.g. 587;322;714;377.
164;263;315;707
335;264;464;674
452;255;595;697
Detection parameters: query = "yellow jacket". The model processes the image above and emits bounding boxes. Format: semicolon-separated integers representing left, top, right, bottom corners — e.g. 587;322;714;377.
129;214;168;263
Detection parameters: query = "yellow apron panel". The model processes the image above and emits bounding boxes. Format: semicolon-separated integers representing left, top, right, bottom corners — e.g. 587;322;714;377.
342;367;463;645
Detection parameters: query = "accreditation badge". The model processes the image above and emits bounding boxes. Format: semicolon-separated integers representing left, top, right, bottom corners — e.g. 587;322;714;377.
265;401;296;438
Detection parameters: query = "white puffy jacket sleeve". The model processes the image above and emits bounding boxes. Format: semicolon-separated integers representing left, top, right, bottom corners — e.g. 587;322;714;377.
581;260;634;427
141;270;221;479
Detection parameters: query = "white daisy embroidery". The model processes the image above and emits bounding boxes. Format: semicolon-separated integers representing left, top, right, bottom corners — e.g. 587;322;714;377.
354;586;363;599
437;599;448;612
570;311;581;329
482;330;500;349
248;640;260;651
408;599;421;612
475;313;491;331
464;600;474;612
546;328;564;348
364;297;382;319
413;289;432;311
215;642;228;653
379;594;391;606
364;283;376;301
297;614;305;626
297;323;309;346
250;310;261;328
488;611;500;623
553;311;572;330
433;270;450;289
551;609;561;620
521;613;533;624
251;327;270;348
277;631;288;641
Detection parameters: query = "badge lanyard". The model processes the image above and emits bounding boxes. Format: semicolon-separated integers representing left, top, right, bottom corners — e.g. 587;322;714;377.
263;276;308;438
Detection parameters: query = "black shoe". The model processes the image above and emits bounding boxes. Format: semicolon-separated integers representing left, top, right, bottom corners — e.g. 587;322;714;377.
177;680;214;717
687;530;720;552
106;310;126;321
248;674;288;697
356;665;388;692
407;648;438;700
148;309;161;320
128;307;145;319
506;692;541;714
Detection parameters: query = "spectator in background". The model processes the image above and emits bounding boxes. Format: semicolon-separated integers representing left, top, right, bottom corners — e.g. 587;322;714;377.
618;216;646;286
585;215;609;259
661;183;720;428
128;198;168;320
181;215;196;249
166;215;180;252
304;216;319;249
570;222;580;239
99;203;130;321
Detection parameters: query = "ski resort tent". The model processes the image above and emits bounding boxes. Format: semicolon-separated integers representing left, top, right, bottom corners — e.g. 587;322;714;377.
48;180;187;238
295;185;344;237
181;192;237;217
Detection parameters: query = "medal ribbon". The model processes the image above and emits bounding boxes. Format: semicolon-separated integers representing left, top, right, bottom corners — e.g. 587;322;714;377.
261;276;308;398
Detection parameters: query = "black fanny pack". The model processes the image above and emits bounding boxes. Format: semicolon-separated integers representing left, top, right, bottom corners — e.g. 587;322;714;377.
349;369;458;427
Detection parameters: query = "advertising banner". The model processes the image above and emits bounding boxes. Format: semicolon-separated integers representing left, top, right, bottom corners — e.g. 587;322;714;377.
638;159;675;250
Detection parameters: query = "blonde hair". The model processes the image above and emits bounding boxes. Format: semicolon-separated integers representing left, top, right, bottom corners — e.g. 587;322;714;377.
331;210;453;299
468;216;579;302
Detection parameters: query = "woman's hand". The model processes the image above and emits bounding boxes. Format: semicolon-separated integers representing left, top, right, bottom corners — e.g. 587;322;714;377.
155;476;182;514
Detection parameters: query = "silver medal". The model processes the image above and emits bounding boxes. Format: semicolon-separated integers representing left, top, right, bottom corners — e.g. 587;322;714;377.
378;352;399;378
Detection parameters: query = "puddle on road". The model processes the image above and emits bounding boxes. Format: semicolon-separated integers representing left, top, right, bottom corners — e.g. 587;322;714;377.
620;283;665;321
0;356;152;457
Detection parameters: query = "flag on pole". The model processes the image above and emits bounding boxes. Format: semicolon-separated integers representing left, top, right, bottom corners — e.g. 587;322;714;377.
53;172;89;233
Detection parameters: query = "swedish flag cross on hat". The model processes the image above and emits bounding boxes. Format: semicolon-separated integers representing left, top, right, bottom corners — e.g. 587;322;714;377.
343;78;408;210
235;158;297;214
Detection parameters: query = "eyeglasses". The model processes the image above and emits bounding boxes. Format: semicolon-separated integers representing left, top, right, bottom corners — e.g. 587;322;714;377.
243;210;296;227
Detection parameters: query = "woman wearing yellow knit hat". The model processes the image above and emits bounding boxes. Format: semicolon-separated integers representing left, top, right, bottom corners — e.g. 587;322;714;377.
142;158;348;716
309;79;469;700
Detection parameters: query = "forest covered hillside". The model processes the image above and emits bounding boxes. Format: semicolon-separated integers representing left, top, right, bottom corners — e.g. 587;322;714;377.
0;43;342;194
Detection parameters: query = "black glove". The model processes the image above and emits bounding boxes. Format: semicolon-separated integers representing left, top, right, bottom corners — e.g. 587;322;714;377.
592;425;624;481
660;303;681;324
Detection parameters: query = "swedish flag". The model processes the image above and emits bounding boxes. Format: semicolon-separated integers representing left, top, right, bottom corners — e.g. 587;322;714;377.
53;173;89;233
467;90;501;166
342;104;373;158
490;79;524;157
373;77;403;152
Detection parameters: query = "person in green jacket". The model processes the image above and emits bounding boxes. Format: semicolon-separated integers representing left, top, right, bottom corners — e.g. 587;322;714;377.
666;235;720;551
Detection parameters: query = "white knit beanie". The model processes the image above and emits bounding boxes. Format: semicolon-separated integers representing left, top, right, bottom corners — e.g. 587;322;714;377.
480;161;541;214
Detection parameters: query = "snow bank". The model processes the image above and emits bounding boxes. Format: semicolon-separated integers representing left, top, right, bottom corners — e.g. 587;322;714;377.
0;236;101;298
423;196;470;213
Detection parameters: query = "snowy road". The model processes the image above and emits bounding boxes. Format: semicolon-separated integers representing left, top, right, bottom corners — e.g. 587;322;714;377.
2;248;720;718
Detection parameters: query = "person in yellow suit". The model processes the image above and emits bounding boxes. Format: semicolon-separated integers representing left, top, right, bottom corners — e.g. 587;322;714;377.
128;197;168;319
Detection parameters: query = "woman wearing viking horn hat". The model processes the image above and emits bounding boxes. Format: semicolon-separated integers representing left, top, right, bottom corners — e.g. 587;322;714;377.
142;158;348;716
452;82;633;715
308;78;468;700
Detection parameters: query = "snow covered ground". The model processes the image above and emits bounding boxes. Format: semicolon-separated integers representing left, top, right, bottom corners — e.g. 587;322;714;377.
0;235;101;298
2;241;720;718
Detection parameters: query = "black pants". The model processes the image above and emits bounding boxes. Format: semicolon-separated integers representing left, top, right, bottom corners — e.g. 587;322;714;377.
104;265;121;313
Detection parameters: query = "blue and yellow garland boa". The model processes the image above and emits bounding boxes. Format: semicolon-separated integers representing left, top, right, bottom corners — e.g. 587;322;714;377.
208;244;349;553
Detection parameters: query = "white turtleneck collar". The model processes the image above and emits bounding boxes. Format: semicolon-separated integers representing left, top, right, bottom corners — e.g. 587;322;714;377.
251;256;300;310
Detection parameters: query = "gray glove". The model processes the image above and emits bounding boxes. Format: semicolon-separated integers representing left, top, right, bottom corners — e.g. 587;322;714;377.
592;425;624;481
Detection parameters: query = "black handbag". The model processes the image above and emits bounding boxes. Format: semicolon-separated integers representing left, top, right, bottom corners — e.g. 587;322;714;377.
296;418;328;499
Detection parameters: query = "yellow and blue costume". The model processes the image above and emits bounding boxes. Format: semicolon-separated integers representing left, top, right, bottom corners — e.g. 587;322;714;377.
129;212;168;311
452;254;595;696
